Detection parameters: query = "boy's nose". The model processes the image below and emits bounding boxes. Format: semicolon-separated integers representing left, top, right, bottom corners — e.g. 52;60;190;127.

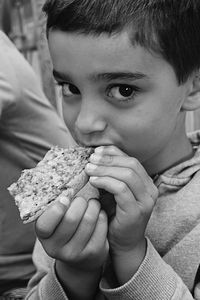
75;101;107;135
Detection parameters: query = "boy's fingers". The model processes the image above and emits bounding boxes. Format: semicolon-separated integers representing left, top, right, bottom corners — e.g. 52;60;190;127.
83;210;109;256
47;196;88;245
89;176;136;211
87;164;154;202
65;199;101;252
90;175;156;215
35;199;70;239
88;155;158;200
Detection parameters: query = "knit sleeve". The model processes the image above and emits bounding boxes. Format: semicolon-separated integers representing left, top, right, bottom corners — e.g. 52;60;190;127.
26;239;106;300
100;238;194;300
25;240;69;300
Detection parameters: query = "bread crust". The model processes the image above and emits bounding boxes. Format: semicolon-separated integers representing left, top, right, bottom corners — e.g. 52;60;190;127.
8;146;94;223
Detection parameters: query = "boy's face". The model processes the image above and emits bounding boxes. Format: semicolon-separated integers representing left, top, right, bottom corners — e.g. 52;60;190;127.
49;30;191;175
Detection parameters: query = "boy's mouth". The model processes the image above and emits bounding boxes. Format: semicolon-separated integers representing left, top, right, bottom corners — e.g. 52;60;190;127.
78;141;114;148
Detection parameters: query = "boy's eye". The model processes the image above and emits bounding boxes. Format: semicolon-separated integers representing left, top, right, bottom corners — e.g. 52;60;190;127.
61;83;80;97
107;85;137;101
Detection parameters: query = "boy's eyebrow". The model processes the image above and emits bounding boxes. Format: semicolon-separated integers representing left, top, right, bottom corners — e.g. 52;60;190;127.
91;72;148;81
53;70;72;81
53;69;148;82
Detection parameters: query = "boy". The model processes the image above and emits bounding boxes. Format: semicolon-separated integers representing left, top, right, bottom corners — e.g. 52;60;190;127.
26;0;200;299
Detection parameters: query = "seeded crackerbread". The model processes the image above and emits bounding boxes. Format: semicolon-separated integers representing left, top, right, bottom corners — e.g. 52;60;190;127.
8;146;94;223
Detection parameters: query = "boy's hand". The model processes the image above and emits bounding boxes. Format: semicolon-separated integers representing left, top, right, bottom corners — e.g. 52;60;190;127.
85;145;158;284
35;197;109;299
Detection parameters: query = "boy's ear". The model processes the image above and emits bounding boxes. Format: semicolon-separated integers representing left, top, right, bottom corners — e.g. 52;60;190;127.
182;71;200;111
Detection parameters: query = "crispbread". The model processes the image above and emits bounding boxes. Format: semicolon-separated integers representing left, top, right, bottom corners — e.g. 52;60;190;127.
8;146;94;223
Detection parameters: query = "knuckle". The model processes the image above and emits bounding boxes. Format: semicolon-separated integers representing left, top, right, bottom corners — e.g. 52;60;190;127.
130;157;139;170
124;168;135;180
118;181;128;194
104;155;113;165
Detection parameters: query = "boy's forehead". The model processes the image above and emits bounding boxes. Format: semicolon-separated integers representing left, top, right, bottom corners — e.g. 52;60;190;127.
48;30;172;80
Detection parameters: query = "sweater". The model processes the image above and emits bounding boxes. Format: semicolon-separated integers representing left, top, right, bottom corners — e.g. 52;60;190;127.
26;130;200;299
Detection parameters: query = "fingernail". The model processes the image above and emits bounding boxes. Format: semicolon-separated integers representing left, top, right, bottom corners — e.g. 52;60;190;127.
89;176;98;182
59;196;70;206
90;153;101;163
95;146;104;154
86;163;97;171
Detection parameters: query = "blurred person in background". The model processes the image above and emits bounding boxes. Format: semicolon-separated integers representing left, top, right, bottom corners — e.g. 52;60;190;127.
0;30;74;298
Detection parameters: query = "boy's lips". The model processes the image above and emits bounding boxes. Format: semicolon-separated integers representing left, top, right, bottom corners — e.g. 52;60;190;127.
78;142;114;148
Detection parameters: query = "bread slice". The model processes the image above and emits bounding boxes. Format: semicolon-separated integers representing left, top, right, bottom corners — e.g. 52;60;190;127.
8;146;94;223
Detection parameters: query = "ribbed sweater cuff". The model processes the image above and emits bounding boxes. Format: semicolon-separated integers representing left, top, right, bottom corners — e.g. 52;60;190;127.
100;238;177;300
39;262;68;300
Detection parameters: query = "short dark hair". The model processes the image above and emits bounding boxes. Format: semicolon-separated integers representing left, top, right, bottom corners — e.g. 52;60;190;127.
43;0;200;84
